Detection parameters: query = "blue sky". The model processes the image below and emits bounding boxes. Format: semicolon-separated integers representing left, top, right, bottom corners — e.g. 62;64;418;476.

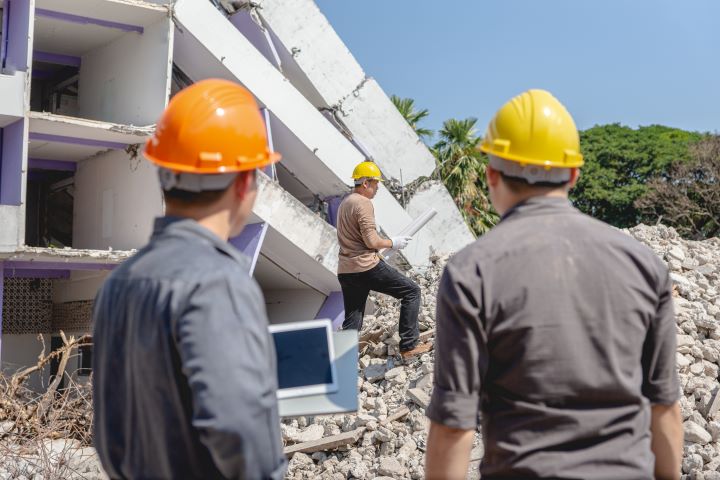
315;0;719;138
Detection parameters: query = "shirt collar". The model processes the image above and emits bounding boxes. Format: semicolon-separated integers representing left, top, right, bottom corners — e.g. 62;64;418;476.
152;216;250;267
500;196;575;223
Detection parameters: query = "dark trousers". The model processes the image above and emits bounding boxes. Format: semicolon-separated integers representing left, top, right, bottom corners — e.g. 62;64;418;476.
338;261;420;351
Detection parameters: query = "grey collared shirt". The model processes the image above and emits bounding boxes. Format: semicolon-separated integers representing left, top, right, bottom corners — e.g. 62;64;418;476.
427;197;679;479
92;217;287;480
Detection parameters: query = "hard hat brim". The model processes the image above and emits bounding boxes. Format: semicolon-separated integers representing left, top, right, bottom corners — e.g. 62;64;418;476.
352;176;383;182
479;143;583;169
145;147;281;174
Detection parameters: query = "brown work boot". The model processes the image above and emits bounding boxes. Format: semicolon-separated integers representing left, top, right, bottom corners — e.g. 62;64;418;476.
400;342;433;360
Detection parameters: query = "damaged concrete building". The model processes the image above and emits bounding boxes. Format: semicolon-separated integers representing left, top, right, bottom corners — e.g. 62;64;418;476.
0;0;474;390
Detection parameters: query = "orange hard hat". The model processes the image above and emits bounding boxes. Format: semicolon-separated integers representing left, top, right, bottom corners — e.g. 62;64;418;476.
144;78;280;174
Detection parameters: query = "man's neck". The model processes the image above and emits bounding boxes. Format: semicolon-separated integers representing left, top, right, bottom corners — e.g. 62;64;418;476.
165;207;232;241
353;188;371;199
503;189;568;215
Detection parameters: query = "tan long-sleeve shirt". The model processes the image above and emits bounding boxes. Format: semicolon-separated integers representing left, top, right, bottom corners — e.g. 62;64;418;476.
336;193;382;274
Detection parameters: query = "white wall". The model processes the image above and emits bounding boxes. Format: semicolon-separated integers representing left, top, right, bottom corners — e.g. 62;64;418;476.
53;271;108;303
338;78;437;183
1;334;52;392
0;205;20;251
256;0;364;108
73;150;163;250
78;18;173;125
264;289;326;325
0;73;24;121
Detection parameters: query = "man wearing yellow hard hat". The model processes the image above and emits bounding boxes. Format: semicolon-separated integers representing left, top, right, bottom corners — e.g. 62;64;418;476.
425;90;682;479
336;161;433;359
92;79;286;479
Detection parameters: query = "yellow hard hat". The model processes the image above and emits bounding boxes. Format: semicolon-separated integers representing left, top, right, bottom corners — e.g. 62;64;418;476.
479;89;583;169
352;161;383;181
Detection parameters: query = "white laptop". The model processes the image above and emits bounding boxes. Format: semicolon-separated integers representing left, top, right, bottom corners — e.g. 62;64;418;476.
269;319;339;399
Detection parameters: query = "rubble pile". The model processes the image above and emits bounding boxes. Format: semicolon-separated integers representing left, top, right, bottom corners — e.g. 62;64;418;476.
284;225;720;480
0;225;717;479
628;225;720;480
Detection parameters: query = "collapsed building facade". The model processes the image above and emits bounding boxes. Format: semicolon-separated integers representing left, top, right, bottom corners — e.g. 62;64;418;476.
0;0;474;390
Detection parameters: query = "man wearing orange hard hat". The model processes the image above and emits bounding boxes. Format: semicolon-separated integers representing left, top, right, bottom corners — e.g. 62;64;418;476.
425;90;682;479
92;79;287;479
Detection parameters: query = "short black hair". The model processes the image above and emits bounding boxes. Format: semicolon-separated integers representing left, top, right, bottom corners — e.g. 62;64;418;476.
163;187;229;207
498;171;570;194
163;170;255;207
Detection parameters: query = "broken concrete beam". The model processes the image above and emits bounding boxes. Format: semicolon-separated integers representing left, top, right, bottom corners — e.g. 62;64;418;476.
407;388;431;410
707;388;720;419
283;427;365;455
282;407;410;455
419;329;435;343
380;406;410;425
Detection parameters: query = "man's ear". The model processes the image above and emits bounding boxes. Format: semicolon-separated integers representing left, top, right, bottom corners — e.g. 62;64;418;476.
567;168;580;190
486;165;501;188
233;170;256;199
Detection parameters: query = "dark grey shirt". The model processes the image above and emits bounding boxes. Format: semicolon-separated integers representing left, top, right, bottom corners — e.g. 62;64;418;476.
427;197;679;479
93;217;287;480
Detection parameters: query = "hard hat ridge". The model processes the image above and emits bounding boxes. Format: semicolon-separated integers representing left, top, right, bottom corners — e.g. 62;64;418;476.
144;78;281;179
479;89;583;170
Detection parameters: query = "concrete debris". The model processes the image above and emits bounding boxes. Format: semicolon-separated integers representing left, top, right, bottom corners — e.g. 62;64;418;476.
2;225;716;479
7;246;136;262
283;224;720;479
626;225;720;480
407;388;431;410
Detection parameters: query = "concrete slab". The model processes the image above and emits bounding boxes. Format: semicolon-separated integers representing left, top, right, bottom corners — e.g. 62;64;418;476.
406;181;476;257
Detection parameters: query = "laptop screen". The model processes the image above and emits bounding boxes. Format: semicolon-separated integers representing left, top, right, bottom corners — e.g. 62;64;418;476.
272;326;333;389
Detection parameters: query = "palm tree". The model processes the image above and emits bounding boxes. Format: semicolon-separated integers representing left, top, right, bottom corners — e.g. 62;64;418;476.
390;95;433;141
433;118;498;235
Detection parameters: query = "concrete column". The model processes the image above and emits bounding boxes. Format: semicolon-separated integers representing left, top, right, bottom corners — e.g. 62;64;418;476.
229;222;268;275
315;291;344;330
0;119;24;206
0;261;4;363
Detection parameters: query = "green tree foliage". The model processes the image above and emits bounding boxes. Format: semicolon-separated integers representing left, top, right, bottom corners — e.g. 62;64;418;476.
571;124;703;228
636;135;720;239
390;95;433;141
432;118;498;235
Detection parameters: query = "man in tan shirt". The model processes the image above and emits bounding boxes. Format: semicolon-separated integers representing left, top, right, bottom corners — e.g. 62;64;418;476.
336;161;432;359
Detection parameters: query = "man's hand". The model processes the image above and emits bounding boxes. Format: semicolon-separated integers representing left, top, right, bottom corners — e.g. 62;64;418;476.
425;421;475;479
390;235;413;250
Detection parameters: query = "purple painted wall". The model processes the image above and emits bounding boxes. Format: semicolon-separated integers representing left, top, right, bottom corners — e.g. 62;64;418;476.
0;262;4;360
325;195;345;228
0;119;24;206
3;268;70;279
315;291;345;330
4;260;117;271
28;158;77;172
0;0;7;69
32;51;81;67
229;222;268;275
1;0;30;72
261;108;276;179
28;132;127;150
34;8;144;33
